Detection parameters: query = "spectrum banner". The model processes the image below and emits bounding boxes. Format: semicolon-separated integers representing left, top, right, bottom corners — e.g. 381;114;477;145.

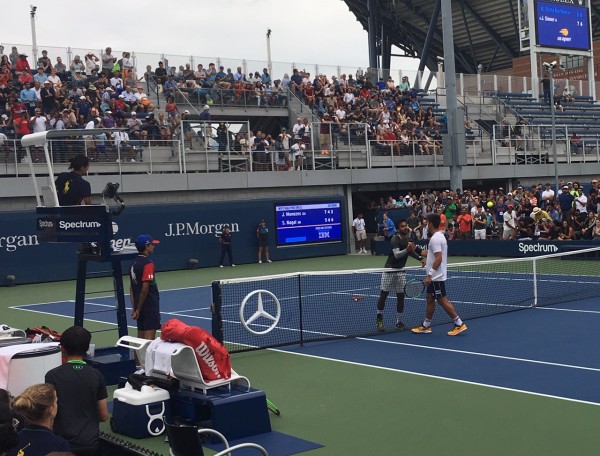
0;197;347;285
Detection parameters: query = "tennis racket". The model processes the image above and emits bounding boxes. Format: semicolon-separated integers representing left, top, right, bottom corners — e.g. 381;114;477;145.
404;279;426;298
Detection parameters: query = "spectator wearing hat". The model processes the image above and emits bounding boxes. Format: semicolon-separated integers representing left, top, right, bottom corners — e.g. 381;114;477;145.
121;86;138;112
558;185;575;223
531;206;551;223
102;110;115;128
134;85;154;112
130;234;161;341
502;204;518;240
75;96;92;123
15;54;31;73
199;104;211;121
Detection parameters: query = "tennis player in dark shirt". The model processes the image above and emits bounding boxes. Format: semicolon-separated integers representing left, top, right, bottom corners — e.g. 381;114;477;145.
377;219;426;331
54;154;91;206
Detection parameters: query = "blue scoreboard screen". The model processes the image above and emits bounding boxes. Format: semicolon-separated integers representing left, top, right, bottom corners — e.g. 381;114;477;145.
536;0;591;51
275;202;343;246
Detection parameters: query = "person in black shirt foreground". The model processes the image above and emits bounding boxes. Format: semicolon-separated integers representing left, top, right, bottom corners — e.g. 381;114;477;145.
377;219;426;331
45;326;108;456
219;224;235;267
54;154;91;206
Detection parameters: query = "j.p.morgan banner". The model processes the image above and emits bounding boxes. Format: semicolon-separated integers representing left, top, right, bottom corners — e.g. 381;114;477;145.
0;198;347;285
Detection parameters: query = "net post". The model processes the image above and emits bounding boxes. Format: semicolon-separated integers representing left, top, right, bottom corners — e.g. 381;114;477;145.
211;280;224;343
532;257;538;308
298;274;304;346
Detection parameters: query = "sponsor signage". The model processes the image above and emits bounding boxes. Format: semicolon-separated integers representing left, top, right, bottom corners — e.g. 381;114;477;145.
1;198;347;285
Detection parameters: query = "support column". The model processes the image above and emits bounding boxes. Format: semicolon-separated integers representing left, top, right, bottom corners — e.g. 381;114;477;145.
441;0;464;192
417;0;441;88
368;0;378;70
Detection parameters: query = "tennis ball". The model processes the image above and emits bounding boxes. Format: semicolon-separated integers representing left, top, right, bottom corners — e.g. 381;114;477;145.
487;201;493;208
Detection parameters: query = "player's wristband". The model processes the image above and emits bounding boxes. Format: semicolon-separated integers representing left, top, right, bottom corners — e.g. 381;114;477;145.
418;256;424;261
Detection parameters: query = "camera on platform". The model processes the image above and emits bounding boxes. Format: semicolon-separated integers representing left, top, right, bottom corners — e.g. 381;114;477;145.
102;182;125;216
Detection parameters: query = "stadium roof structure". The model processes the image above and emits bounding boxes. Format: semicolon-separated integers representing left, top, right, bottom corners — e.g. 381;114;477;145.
343;0;600;74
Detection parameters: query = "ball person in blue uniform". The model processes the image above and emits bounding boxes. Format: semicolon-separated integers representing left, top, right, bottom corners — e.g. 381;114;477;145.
219;224;235;267
130;234;161;340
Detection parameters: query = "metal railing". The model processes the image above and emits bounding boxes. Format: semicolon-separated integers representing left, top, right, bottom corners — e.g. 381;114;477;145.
490;123;600;165
173;86;288;112
3;122;600;177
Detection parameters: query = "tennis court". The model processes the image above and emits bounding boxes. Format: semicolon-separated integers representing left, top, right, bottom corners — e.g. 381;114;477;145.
4;252;600;455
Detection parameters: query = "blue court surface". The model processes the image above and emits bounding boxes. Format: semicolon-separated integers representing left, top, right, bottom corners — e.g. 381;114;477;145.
12;281;600;406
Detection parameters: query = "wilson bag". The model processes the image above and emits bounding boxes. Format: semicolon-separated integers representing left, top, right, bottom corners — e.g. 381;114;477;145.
160;318;231;381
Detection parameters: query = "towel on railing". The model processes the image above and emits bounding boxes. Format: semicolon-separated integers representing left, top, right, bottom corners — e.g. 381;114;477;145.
144;338;186;377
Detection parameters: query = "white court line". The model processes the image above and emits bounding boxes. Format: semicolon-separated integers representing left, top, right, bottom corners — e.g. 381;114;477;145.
10;284;214;308
536;306;600;314
269;349;600;407
356;337;600;373
12;296;599;406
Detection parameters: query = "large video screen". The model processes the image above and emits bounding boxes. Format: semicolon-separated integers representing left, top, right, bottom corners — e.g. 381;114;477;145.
536;0;591;51
275;202;342;246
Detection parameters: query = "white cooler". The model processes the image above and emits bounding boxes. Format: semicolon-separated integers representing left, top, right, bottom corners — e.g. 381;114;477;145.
112;383;171;438
0;342;61;396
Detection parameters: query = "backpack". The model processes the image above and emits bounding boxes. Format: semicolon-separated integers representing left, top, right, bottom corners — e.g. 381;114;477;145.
26;326;62;342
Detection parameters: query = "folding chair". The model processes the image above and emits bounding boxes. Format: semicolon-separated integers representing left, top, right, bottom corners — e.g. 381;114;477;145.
164;419;268;456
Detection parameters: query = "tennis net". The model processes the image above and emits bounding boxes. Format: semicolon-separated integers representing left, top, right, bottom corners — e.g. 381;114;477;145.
211;246;600;353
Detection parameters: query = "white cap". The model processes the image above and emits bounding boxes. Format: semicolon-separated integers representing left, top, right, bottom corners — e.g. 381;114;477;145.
204;105;210;110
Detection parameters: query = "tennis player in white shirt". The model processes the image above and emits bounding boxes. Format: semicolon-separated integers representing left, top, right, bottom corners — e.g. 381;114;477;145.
412;212;467;336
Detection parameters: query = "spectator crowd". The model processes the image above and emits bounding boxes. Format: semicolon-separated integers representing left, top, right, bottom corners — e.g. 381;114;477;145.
0;46;167;163
370;180;600;241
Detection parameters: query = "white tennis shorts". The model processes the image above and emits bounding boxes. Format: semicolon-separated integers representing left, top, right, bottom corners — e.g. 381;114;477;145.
380;270;406;293
355;229;367;241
